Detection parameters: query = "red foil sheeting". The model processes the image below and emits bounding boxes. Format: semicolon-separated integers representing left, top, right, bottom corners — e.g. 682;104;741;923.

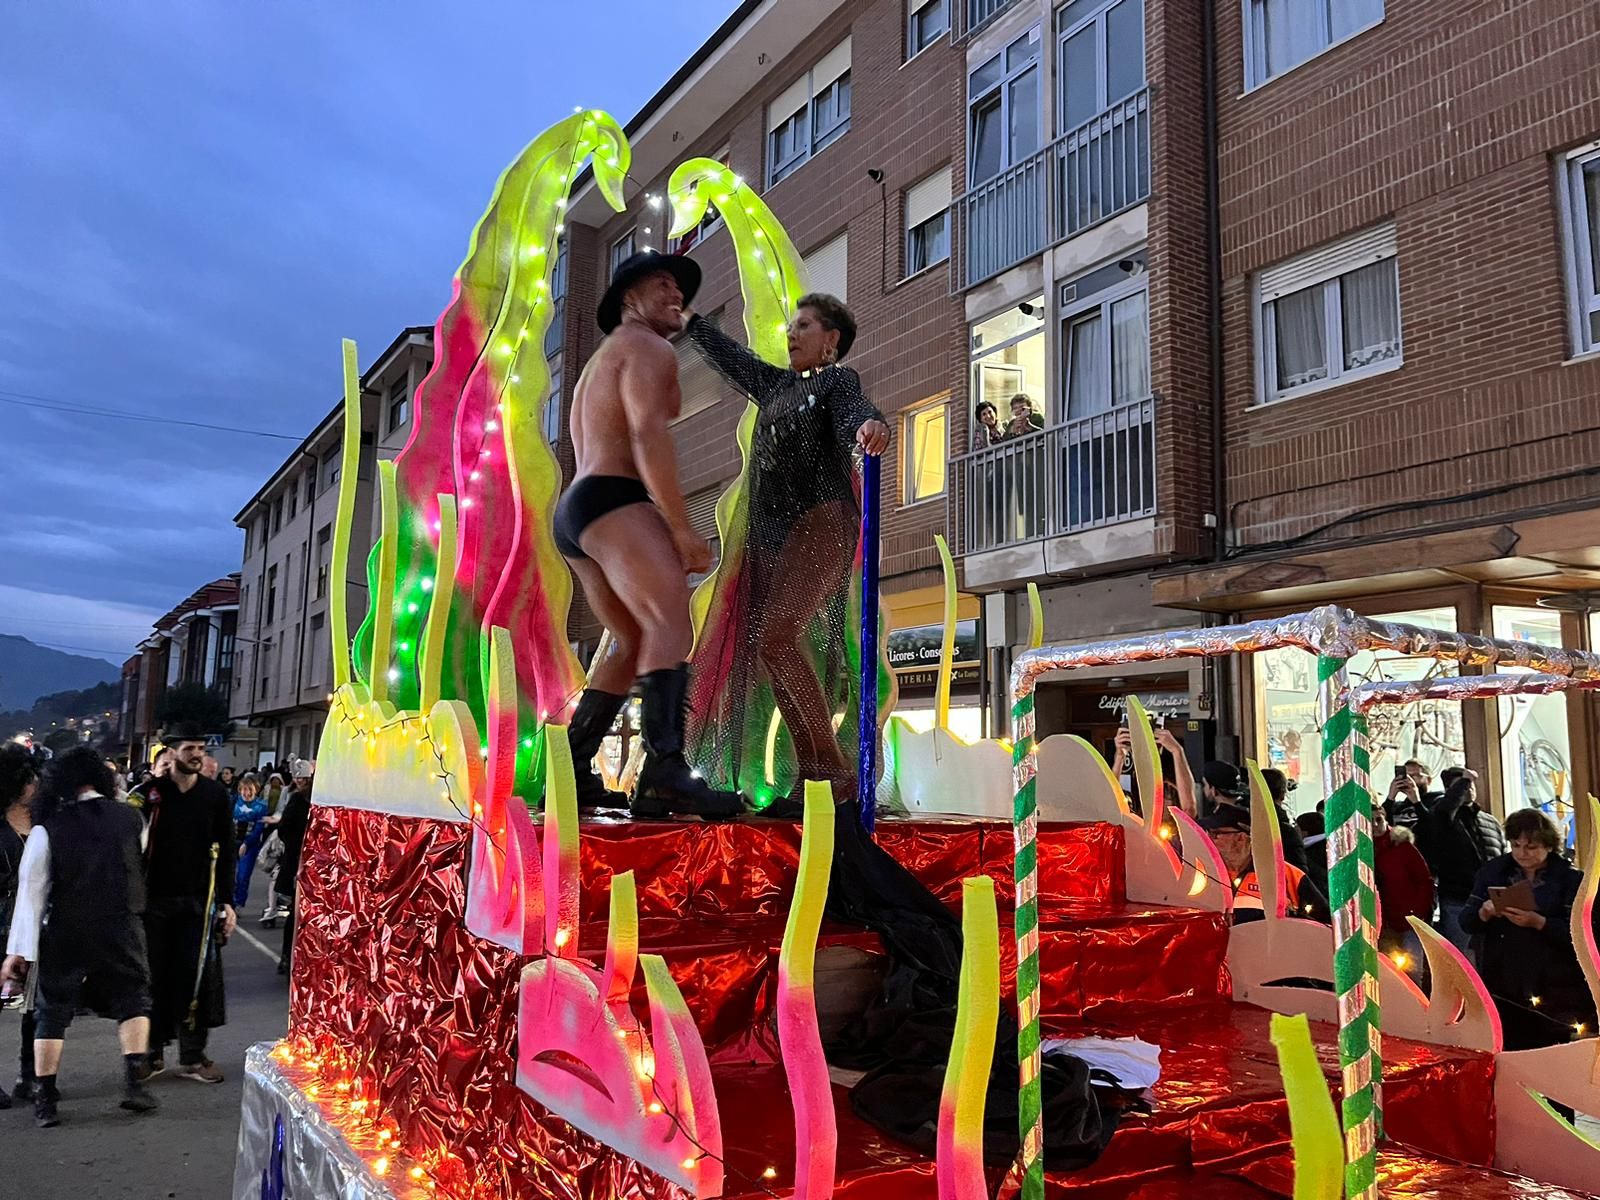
1234;1146;1600;1199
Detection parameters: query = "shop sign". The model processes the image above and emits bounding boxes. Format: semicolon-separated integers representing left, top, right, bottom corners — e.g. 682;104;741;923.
897;665;980;691
1097;692;1188;716
888;620;978;672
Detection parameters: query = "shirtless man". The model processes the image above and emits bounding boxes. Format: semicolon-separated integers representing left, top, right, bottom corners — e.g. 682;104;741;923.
553;250;742;819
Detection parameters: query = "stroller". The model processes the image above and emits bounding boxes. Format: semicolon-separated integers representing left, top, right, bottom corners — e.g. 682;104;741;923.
256;830;290;928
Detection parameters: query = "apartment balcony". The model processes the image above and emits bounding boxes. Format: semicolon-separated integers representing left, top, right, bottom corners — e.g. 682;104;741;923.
961;0;1024;38
961;88;1151;289
951;397;1157;586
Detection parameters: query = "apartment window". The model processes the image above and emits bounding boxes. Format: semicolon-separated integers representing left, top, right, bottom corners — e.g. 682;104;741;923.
1061;255;1150;419
320;445;341;491
545;237;569;358
543;365;563;445
303;470;315;508
386;374;411;435
767;37;852;186
259;674;269;701
675;308;738;424
307;612;326;686
904;399;949;503
1244;0;1383;90
1257;223;1400;405
296;542;307;610
673;148;732;253
610;229;637;274
266;565;278;625
218;631;234;674
315;524;331;599
1056;0;1144;133
287;485;298;521
905;170;952;276
907;0;950;58
1559;145;1600;355
968;28;1042;186
971;299;1047;428
272;496;284;534
802;232;849;301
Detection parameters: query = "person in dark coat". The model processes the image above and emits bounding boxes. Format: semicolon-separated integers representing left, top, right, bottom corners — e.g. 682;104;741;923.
134;725;234;1083
0;744;39;1107
1420;772;1505;954
1259;767;1309;871
1459;808;1592;1051
272;760;315;976
2;748;157;1126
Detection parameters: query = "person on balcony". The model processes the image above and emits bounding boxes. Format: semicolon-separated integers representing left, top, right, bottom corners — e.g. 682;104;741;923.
973;399;1005;448
1001;392;1044;439
680;293;890;807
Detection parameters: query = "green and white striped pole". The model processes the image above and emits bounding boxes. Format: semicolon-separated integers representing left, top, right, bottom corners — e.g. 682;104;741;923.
1011;688;1043;1200
1318;654;1382;1199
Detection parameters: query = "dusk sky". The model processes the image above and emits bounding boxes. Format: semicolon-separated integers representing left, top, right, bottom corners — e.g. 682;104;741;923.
0;2;733;664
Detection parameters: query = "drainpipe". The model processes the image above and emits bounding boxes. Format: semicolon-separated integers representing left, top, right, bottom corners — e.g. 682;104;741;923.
1201;0;1236;750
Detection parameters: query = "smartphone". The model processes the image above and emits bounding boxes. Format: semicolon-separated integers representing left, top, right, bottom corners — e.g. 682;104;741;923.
1393;764;1408;783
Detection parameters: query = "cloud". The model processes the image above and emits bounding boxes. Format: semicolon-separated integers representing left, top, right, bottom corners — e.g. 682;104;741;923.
0;582;164;664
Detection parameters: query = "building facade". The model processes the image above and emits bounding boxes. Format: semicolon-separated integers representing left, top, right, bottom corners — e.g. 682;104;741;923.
125;574;240;766
230;328;435;767
549;0;1600;828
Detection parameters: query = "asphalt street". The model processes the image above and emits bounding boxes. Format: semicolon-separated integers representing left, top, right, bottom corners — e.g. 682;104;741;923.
2;906;290;1198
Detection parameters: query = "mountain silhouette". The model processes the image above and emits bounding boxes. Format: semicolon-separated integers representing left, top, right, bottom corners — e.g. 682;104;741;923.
0;633;121;711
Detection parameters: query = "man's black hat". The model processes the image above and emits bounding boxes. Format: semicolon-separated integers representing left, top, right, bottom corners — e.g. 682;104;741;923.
596;250;701;334
1201;760;1249;800
159;721;210;746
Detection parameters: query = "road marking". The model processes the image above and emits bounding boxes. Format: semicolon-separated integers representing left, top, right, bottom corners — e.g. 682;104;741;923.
232;924;281;965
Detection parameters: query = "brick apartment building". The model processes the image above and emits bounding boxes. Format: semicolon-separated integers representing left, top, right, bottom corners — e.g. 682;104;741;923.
230;328;434;767
545;0;1600;824
124;574;240;766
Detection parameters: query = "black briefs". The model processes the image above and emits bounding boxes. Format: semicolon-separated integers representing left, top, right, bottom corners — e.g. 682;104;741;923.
554;475;653;559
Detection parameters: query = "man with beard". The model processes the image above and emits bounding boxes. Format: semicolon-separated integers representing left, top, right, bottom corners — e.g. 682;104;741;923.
135;723;235;1083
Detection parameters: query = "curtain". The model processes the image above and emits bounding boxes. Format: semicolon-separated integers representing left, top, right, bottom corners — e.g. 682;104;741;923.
1066;312;1106;418
1259;0;1326;79
1330;0;1383;42
1340;258;1399;369
1111;292;1149;408
1583;158;1600;290
1273;285;1328;391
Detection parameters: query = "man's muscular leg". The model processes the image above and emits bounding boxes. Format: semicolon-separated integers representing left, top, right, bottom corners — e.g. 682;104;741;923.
580;504;740;818
564;558;639;809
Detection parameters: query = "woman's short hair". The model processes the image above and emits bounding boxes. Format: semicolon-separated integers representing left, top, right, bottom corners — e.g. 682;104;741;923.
797;292;857;359
33;746;117;824
975;400;997;419
0;744;37;809
1504;808;1560;850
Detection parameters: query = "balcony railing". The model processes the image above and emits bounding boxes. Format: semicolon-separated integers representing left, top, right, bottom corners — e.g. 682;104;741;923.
961;0;1023;38
952;396;1157;555
960;87;1152;289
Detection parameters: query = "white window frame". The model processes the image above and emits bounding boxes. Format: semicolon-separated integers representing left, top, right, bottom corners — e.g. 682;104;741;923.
904;170;952;278
966;26;1043;187
609;229;637;275
1059;267;1151;421
768;39;853;187
1557;140;1600;357
1242;0;1384;91
902;395;951;505
1255;224;1402;407
1055;0;1144;135
907;0;950;60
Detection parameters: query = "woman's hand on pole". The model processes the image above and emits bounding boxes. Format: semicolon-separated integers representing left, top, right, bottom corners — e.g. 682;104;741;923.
856;419;890;455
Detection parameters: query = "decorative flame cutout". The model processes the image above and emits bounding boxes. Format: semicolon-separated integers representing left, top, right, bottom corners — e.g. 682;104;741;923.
777;782;837;1199
1492;795;1600;1191
1269;1012;1344;1200
938;876;1000;1200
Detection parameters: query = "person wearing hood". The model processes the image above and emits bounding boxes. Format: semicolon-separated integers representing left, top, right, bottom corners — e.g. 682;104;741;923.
1459;808;1592;1051
1372;806;1434;983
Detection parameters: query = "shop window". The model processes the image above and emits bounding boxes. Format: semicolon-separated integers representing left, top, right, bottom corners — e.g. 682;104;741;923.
1254;605;1461;816
1492;606;1573;836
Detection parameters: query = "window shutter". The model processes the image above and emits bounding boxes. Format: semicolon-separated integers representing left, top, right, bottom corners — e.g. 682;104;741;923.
803;232;849;300
814;36;852;89
769;75;810;131
906;170;952;229
684;486;722;538
1259;223;1397;301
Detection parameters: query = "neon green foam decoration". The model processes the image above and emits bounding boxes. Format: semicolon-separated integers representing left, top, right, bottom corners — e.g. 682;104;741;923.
329;339;363;692
1270;1012;1344;1200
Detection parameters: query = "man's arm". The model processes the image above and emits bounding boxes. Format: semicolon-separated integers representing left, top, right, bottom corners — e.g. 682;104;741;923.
620;333;708;570
4;827;50;963
1154;727;1198;816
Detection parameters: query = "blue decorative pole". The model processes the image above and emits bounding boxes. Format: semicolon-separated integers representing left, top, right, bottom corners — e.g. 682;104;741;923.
857;453;882;835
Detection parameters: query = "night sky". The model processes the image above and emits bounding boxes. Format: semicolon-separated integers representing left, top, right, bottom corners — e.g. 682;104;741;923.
0;1;733;663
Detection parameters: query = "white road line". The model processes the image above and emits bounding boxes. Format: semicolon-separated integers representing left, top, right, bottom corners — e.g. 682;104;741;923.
232;924;282;965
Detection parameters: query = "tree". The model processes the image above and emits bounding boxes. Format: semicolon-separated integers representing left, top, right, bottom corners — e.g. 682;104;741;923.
43;728;80;753
156;683;233;738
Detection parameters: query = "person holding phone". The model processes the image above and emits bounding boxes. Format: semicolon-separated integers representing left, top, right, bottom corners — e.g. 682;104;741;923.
1459;808;1591;1050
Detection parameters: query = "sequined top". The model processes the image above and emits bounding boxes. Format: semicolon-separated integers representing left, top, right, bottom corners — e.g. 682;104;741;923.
687;316;883;540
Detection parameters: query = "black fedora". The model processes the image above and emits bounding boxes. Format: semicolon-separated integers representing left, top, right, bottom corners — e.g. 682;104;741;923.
159;720;210;746
596;249;701;334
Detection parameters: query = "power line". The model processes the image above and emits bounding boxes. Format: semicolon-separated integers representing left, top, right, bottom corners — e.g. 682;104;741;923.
0;388;304;442
0;615;156;631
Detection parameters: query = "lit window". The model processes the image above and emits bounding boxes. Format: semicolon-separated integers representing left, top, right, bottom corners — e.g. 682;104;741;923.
1257;223;1400;405
905;170;952;276
1559;144;1600;355
904;400;949;503
768;38;852;186
907;0;950;57
1244;0;1383;90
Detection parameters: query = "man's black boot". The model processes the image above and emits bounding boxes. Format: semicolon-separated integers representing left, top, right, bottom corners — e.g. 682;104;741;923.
632;665;742;820
567;688;627;811
121;1053;158;1113
34;1075;59;1128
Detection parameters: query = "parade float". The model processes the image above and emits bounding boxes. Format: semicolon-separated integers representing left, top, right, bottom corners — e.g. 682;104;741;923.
234;110;1600;1200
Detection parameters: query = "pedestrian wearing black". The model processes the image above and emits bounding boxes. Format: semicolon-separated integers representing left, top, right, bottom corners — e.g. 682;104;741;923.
272;762;314;975
2;748;157;1126
135;726;235;1084
1419;774;1505;955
